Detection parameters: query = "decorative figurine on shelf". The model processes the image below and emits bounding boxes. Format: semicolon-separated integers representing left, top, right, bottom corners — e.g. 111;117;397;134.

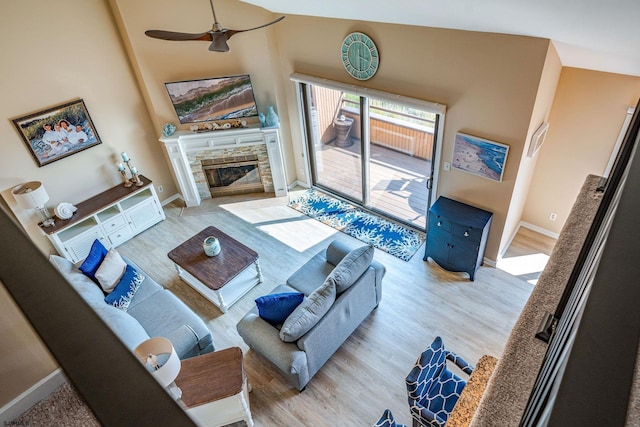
259;112;266;128
162;123;177;137
118;152;144;187
265;105;279;127
54;202;77;220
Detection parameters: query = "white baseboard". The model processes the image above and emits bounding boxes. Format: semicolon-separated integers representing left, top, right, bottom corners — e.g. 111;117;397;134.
520;221;560;239
161;193;182;206
289;180;310;190
0;369;66;424
497;221;560;261
483;257;497;268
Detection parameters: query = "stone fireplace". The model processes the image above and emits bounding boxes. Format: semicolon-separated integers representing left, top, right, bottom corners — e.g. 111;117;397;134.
203;155;263;196
159;127;287;207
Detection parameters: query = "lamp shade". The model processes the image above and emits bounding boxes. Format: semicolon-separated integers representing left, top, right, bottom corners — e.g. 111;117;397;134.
134;337;181;388
12;181;50;209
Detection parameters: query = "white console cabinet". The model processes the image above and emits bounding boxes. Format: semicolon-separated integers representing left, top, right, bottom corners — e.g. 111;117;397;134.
41;176;165;263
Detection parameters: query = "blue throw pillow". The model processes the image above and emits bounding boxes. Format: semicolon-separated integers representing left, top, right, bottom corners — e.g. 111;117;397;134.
256;292;305;326
104;264;145;312
79;239;108;282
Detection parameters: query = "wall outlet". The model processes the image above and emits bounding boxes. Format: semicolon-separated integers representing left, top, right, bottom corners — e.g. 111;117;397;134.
299;168;305;177
444;162;451;171
157;185;164;193
549;212;557;221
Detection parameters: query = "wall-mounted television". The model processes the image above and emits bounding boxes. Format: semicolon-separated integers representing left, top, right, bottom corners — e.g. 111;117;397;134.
165;74;258;124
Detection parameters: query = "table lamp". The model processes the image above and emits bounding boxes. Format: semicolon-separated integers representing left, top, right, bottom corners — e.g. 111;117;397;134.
134;337;182;400
11;181;55;227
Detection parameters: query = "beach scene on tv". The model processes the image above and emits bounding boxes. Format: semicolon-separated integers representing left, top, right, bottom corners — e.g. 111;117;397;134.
166;75;258;124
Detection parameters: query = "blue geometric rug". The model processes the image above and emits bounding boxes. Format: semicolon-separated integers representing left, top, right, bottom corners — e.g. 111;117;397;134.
288;189;425;261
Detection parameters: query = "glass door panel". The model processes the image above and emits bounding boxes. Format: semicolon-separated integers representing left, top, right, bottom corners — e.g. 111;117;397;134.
306;85;363;202
366;98;435;229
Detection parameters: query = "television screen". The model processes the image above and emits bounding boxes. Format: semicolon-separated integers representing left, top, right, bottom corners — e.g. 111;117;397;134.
165;75;258;124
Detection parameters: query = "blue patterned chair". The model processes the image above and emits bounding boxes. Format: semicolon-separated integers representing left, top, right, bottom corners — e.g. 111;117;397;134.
405;337;474;427
374;409;407;427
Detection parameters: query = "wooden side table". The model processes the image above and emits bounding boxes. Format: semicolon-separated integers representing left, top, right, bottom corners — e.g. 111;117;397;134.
175;347;253;427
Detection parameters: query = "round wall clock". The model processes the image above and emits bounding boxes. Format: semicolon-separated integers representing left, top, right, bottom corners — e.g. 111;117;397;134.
341;32;380;81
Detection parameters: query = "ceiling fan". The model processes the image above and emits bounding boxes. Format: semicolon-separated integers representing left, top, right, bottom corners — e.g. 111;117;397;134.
145;0;285;53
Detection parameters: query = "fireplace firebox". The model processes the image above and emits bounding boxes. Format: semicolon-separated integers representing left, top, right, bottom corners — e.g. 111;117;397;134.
202;155;264;196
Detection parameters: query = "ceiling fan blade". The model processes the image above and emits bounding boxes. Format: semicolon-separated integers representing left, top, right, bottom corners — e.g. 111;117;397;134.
225;16;285;39
145;30;212;42
209;33;230;52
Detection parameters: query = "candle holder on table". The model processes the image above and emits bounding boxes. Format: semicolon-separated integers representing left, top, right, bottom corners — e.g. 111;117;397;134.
118;152;144;187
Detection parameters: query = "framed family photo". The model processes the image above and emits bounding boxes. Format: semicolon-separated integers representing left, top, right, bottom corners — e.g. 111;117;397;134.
12;99;102;167
452;132;509;182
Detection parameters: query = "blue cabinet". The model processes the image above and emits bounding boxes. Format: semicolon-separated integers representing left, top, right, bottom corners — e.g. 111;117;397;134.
423;196;493;281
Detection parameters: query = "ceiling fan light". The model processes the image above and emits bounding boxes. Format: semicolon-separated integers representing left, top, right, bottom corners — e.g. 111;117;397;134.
209;34;230;52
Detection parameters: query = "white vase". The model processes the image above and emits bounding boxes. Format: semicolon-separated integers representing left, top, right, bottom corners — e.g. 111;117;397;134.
203;236;221;257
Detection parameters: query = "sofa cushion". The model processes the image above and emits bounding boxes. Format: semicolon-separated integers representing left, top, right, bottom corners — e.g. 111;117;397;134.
120;256;163;309
78;239;108;282
95;249;127;293
50;255;106;307
126;289;212;358
92;302;150;350
330;244;374;294
50;254;150;350
104;264;145;311
280;276;337;342
256;292;305;326
286;252;335;295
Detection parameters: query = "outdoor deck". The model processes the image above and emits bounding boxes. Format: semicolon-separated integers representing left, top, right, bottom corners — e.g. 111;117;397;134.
315;139;430;230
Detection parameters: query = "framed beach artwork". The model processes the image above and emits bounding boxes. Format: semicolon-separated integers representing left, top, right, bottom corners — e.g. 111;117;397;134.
452;132;509;182
12;99;102;167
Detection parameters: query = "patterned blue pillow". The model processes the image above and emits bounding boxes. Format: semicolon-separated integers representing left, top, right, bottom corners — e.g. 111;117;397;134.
104;264;144;312
78;239;108;282
256;292;304;326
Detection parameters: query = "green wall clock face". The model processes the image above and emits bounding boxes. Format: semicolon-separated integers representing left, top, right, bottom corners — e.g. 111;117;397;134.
341;32;379;81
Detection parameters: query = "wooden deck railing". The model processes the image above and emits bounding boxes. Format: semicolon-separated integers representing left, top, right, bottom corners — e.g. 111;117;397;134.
309;85;435;160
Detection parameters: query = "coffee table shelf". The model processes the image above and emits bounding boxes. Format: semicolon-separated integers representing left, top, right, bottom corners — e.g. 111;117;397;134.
168;226;262;313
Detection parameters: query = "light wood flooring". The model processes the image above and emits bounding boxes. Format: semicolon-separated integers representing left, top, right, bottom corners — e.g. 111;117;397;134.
115;192;535;427
498;227;557;285
315;141;430;230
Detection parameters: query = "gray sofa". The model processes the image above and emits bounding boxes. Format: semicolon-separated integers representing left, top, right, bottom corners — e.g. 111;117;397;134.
50;254;214;359
236;240;385;390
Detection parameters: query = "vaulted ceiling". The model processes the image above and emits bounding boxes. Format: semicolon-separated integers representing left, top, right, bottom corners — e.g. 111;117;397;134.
240;0;640;77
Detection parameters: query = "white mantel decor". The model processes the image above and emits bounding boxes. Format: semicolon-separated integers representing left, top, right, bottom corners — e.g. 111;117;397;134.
159;127;287;207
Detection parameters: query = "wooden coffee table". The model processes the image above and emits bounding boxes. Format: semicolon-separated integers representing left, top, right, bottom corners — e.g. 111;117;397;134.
168;226;262;313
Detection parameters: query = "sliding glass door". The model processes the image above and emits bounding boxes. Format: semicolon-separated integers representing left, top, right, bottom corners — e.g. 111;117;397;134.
366;98;437;228
306;85;363;202
298;76;443;231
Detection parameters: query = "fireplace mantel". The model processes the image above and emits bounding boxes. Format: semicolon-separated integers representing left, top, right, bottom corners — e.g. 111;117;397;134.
159;127;287;207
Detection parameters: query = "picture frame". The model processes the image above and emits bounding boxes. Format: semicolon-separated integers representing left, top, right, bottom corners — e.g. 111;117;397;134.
12;99;102;167
528;122;550;157
452;132;509;182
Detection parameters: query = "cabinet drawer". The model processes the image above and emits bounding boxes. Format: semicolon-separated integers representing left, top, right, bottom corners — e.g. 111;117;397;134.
107;225;133;246
102;214;126;231
451;223;483;241
429;215;452;232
